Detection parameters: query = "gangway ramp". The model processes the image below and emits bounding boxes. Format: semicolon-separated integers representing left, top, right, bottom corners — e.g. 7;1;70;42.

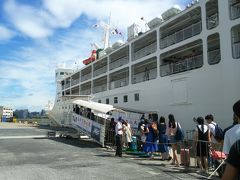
71;99;126;147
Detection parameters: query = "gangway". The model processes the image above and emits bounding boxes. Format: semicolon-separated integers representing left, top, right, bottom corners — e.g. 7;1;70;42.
71;99;126;147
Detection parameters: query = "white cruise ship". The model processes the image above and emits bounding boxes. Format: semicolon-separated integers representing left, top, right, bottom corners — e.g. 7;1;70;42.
49;0;240;134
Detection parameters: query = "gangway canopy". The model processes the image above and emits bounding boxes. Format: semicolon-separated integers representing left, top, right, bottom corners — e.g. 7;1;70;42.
72;99;125;114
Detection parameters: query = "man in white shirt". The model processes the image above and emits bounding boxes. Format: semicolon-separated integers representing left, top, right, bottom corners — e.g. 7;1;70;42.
205;114;217;144
223;100;240;155
115;117;123;157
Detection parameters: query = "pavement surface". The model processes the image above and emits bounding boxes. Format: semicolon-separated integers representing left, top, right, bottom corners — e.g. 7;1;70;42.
0;122;220;180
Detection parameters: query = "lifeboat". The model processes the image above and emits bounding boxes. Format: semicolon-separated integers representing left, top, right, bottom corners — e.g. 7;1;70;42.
83;50;97;65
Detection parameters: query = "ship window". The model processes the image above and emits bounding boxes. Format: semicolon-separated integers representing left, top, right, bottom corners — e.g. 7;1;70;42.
134;93;139;101
98;100;101;103
114;97;118;104
207;33;221;65
123;95;128;103
231;25;240;59
60;72;64;75
106;98;109;104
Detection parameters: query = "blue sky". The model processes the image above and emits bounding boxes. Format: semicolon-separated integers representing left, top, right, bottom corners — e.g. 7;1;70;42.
0;0;192;112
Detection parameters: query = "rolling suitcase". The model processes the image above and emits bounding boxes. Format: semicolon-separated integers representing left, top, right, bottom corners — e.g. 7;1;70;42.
180;148;190;166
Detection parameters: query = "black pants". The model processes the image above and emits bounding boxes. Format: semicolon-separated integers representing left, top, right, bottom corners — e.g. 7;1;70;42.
115;134;122;157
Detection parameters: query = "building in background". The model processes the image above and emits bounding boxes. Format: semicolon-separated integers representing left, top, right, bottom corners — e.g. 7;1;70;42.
14;109;29;119
0;106;13;122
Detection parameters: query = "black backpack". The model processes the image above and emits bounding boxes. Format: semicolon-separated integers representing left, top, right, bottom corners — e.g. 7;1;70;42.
212;123;224;142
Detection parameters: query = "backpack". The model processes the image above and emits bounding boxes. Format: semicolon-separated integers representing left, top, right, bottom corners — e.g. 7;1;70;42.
175;123;184;142
212;123;224;142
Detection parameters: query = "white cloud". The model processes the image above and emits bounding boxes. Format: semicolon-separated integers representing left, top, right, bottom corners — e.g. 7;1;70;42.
4;0;53;38
4;0;182;39
1;0;190;111
0;25;15;41
0;27;102;111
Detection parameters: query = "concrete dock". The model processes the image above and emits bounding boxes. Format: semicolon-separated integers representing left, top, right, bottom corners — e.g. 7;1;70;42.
0;122;220;180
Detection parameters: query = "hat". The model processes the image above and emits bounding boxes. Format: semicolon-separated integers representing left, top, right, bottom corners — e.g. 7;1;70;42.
233;100;240;118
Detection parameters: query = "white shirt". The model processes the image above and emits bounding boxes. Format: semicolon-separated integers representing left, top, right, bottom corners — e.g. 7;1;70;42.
223;124;240;154
115;121;123;135
196;124;208;133
208;121;217;143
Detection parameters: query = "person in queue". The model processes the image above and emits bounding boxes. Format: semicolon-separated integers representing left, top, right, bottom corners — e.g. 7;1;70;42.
223;100;240;155
158;116;170;160
143;119;158;158
115;117;123;157
221;100;240;180
194;117;210;173
221;139;240;180
166;114;180;167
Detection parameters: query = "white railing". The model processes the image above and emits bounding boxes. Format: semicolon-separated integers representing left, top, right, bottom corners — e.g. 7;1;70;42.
109;78;129;90
160;54;203;77
80;89;91;95
109;57;129;70
133;42;157;61
160;21;202;49
230;0;240;19
93;85;107;93
132;68;157;84
93;66;107;77
65;83;70;89
233;42;240;58
71;79;80;86
207;13;219;29
81;73;91;82
208;49;221;64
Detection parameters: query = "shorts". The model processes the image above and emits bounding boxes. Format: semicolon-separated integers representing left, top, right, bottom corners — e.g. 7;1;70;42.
169;135;176;144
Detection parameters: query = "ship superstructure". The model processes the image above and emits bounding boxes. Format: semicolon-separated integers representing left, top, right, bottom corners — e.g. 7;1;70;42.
50;0;240;131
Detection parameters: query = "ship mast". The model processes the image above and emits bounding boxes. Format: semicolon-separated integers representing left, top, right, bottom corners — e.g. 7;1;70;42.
102;13;111;49
103;23;111;49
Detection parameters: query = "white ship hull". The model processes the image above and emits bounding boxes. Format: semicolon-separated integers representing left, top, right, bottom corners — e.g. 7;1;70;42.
49;0;240;131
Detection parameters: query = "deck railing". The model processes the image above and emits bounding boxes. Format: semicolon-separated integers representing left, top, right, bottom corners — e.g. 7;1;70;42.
160;21;202;49
81;73;91;82
93;66;107;77
109;78;129;90
230;0;240;19
132;68;157;84
109;57;129;70
93;84;107;93
160;54;203;77
233;41;240;58
133;42;157;61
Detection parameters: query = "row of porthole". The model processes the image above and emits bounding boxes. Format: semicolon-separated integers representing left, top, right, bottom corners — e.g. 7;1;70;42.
98;93;140;105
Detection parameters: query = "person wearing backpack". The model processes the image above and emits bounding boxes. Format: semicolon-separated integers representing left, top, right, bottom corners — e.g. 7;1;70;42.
205;114;223;145
205;114;221;168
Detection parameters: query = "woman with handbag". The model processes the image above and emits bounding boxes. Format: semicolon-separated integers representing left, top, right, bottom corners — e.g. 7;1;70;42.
166;114;180;167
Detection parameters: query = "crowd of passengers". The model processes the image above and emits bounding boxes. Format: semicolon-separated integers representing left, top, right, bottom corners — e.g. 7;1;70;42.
73;105;95;120
112;100;240;180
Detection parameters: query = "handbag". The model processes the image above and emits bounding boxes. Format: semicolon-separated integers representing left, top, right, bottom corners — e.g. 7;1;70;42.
175;123;184;142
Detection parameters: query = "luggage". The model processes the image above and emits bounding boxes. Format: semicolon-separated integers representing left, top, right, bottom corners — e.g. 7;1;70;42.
211;150;226;160
180;148;190;166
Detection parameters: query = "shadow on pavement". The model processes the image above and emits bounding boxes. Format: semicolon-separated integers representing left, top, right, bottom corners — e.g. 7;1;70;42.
36;136;101;149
